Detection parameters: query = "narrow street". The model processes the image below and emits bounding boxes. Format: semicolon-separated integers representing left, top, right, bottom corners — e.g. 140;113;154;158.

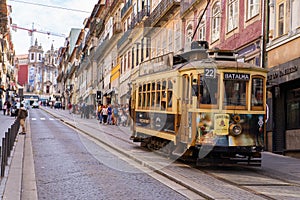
29;108;189;200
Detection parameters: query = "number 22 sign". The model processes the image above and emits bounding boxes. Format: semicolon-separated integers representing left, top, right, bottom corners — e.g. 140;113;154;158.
204;68;216;79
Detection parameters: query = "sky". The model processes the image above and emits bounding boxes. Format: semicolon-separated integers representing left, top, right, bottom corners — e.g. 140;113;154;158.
8;0;99;55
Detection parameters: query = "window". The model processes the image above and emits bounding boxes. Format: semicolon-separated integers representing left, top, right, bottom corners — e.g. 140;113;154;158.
146;37;150;58
192;74;218;108
127;51;131;69
247;0;259;20
161;30;166;54
186;24;193;45
198;13;206;41
251;77;264;107
167;80;173;108
156;37;161;56
278;3;284;36
136;43;139;66
132;47;135;69
227;0;238;32
175;23;181;52
211;2;221;42
138;84;142;108
30;53;34;61
168;29;173;52
161;80;167;110
199;75;218;106
156;81;161;108
141;38;144;62
151;82;156;107
120;58;123;74
287;88;300;129
146;83;151;107
224;81;247;107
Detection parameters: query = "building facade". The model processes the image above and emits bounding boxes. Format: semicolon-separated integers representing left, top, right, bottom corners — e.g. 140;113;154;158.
266;0;300;156
0;1;17;108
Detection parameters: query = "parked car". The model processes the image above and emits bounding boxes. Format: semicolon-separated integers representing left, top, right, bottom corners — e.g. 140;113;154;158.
32;101;39;109
54;101;62;109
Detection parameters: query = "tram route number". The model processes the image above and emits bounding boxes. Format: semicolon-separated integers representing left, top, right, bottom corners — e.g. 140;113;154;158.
204;68;216;79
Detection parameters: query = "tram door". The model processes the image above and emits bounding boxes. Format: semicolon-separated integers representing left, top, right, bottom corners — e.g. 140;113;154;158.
179;74;190;143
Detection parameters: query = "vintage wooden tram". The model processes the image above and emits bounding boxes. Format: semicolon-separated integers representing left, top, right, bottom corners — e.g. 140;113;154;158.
129;41;268;166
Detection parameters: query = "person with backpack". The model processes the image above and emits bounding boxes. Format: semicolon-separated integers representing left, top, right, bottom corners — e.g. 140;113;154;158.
18;103;28;134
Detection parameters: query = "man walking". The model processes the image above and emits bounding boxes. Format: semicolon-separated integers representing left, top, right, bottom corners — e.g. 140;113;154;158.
18;103;28;134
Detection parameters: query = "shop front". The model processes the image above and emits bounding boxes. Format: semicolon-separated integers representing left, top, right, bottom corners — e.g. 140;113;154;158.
267;57;300;156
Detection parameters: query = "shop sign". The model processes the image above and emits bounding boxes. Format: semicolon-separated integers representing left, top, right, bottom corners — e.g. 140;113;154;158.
267;58;300;85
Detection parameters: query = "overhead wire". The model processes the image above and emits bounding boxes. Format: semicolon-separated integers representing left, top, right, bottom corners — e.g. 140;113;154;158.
8;0;91;13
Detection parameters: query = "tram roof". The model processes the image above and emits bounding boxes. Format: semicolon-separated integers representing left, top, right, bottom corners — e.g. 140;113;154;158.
176;59;269;73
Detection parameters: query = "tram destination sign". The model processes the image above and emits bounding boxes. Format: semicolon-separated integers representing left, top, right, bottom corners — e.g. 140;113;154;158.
224;72;250;81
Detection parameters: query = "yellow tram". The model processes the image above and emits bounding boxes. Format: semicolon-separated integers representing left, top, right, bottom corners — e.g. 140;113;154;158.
130;41;268;165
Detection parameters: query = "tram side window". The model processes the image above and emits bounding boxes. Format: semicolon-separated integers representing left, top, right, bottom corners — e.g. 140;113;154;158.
151;82;156;107
161;80;167;110
251;78;263;106
167;80;173;108
156;81;161;108
142;84;146;108
146;83;151;107
224;81;247;106
138;85;142;108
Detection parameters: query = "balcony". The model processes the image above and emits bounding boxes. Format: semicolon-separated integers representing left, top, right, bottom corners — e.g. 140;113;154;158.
131;6;150;28
121;0;132;18
117;29;132;49
139;52;174;76
181;0;198;16
113;21;122;35
145;0;180;27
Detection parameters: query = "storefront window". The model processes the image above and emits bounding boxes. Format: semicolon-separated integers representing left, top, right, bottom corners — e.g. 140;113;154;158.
287;88;300;129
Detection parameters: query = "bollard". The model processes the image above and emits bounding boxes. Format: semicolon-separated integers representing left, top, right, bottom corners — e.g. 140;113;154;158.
0;146;3;177
1;138;7;177
11;123;16;143
5;132;10;159
8;127;12;152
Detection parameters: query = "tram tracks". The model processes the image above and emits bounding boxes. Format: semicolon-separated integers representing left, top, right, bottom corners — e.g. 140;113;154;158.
43;109;300;199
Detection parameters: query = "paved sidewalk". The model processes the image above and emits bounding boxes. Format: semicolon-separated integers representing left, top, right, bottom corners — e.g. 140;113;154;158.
0;111;38;200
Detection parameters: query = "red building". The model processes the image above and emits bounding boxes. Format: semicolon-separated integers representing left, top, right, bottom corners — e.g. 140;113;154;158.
15;54;29;86
181;0;265;67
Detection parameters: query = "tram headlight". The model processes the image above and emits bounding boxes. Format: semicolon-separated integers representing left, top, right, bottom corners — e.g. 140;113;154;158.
230;124;242;136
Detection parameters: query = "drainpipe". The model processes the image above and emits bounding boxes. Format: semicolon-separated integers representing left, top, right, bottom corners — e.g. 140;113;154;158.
260;0;266;68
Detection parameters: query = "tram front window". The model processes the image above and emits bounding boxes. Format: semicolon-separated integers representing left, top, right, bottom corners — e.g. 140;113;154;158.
199;76;218;105
224;81;246;106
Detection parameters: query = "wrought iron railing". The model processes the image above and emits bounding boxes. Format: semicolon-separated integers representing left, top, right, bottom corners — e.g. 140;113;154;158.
121;0;132;18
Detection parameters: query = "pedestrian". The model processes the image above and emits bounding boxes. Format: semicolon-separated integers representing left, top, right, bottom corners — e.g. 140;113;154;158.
6;101;11;116
3;101;7;115
101;105;108;124
17;103;28;134
68;102;72;114
97;103;103;123
107;104;112;125
112;104;119;125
